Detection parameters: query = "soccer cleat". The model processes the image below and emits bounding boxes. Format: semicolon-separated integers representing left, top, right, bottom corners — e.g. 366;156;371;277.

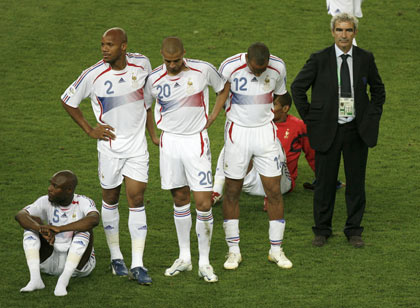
211;191;223;205
164;259;192;277
198;265;218;283
268;249;293;269
336;180;346;190
223;252;242;270
129;266;152;285
303;179;345;190
110;259;128;276
263;197;268;212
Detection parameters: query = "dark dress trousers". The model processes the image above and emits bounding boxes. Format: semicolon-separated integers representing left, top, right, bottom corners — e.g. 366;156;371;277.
291;44;385;237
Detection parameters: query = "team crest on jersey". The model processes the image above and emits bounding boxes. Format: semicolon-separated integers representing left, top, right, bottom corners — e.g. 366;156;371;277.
186;79;195;95
284;128;290;139
67;85;76;97
263;76;271;91
132;74;139;88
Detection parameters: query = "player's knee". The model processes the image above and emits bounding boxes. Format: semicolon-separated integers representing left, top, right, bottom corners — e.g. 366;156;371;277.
23;230;40;250
196;199;212;212
127;194;144;208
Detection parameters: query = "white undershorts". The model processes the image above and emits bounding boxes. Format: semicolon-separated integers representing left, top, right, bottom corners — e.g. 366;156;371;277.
159;130;212;191
224;120;285;179
40;249;96;277
243;165;292;196
98;151;149;189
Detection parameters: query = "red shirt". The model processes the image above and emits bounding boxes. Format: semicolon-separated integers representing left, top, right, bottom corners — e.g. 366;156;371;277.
276;115;315;191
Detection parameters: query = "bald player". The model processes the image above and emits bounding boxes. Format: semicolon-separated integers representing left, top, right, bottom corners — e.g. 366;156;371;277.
61;28;158;285
15;171;99;296
145;37;227;283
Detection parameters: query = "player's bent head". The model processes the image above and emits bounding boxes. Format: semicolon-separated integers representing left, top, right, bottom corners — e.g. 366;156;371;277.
247;42;270;66
103;27;127;44
330;13;358;31
52;170;78;192
161;37;185;56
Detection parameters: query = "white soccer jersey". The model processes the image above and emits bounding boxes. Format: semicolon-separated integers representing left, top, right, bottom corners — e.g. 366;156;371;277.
145;58;225;135
327;0;363;17
219;53;287;127
24;194;98;252
61;53;152;158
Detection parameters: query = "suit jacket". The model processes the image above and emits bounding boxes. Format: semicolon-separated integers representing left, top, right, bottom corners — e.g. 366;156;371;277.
291;44;385;152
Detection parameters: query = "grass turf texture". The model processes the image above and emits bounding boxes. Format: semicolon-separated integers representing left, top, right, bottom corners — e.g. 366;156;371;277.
1;0;419;307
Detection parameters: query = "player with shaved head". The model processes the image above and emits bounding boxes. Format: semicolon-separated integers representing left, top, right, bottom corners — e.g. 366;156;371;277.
145;37;228;283
61;27;158;285
16;171;99;296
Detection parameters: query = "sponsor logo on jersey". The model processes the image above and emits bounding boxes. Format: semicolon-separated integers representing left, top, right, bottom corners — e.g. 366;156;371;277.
174;82;181;88
119;78;126;83
251;77;258;82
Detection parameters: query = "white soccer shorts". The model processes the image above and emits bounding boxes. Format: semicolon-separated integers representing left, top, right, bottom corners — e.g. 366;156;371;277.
224;120;285;179
159;130;212;191
98;151;149;189
40;249;96;278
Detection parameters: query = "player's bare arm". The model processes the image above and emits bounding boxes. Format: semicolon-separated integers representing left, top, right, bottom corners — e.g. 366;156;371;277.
205;81;231;129
61;102;115;141
15;209;55;244
47;212;100;234
146;108;159;146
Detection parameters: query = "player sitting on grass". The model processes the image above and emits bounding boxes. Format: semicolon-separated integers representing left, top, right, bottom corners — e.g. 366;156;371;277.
15;170;99;296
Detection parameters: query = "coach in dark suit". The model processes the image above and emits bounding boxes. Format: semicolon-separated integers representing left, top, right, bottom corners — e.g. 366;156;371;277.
291;13;385;248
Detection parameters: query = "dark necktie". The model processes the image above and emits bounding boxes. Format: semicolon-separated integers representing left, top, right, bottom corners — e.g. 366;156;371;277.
340;54;351;97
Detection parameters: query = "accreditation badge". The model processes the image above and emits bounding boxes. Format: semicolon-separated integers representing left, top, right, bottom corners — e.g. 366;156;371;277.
339;97;355;117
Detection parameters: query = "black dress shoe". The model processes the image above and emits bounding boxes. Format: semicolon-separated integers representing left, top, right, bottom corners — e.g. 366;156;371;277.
312;235;327;247
348;236;364;248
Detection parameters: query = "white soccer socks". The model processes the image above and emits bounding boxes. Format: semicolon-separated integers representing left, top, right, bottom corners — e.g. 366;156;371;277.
101;201;123;260
128;206;147;269
20;231;45;292
173;204;192;262
223;219;240;254
195;209;214;267
269;219;285;252
54;232;90;296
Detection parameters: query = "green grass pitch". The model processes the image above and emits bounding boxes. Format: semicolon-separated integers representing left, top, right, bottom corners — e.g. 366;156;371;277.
0;0;419;307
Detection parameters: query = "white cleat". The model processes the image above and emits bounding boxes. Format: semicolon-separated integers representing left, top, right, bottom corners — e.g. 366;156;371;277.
164;258;192;277
198;264;218;283
268;249;293;269
20;280;45;293
223;252;242;270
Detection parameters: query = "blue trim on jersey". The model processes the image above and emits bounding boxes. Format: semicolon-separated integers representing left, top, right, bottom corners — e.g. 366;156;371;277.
73;61;105;89
269;55;285;65
149;65;163;77
219;55;242;74
186;59;222;77
127;53;147;59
